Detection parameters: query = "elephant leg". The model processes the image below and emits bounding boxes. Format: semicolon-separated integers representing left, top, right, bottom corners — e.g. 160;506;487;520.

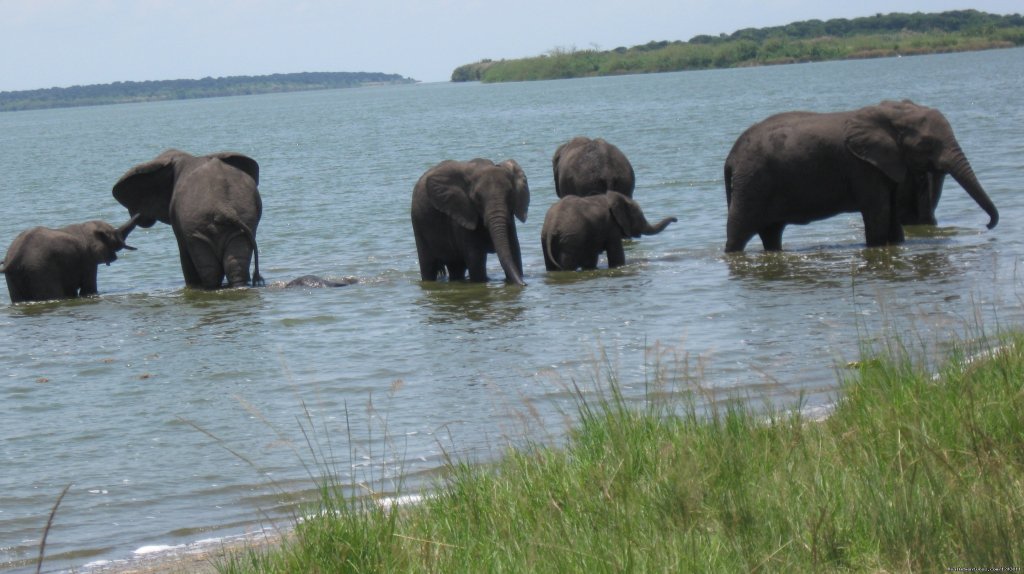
222;234;254;288
861;203;895;247
183;238;227;289
79;267;99;296
465;246;489;282
758;223;785;251
606;239;626;268
413;230;442;281
174;232;207;288
725;218;757;253
5;275;26;302
543;243;559;271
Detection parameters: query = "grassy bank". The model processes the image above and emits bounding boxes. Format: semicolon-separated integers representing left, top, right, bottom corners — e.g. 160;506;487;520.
221;333;1024;572
452;10;1024;82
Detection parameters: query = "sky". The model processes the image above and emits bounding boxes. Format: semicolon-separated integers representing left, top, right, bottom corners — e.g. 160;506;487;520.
0;0;1020;92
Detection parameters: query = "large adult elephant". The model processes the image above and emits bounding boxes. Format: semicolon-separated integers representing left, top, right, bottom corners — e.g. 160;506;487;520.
411;158;530;285
723;100;999;252
542;191;676;271
552;137;635;198
113;149;264;288
2;216;139;303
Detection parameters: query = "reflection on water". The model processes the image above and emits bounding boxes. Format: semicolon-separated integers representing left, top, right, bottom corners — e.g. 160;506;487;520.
726;240;963;287
418;281;526;327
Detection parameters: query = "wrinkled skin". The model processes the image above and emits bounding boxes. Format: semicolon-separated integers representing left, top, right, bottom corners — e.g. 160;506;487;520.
553;137;636;198
113;149;263;288
542;191;676;271
2;216;139;303
724;100;998;252
411;159;530;285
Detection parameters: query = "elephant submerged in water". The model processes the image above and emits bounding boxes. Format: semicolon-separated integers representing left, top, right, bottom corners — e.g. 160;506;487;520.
113;149;264;288
411;158;530;285
723;100;998;252
541;191;676;271
552;137;635;198
2;216;139;303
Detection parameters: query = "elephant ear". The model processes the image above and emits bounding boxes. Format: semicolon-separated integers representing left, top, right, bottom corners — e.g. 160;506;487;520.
111;154;177;227
425;163;479;230
210;152;259;185
606;191;636;237
845;105;908;184
500;159;530;223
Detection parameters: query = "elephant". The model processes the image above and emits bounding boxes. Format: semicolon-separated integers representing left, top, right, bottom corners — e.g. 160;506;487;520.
283;274;356;288
411;158;530;285
1;216;139;303
723;100;999;252
112;149;264;288
541;191;677;271
552;137;635;198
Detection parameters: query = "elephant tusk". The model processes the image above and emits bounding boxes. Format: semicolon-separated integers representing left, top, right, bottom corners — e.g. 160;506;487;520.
123;243;138;251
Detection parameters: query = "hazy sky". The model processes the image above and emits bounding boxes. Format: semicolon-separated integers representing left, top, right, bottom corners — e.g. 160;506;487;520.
0;1;1019;91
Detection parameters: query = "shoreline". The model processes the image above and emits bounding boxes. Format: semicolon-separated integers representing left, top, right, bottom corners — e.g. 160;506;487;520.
78;531;285;574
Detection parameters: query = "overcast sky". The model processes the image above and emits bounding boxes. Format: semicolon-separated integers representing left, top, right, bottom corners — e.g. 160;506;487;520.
0;1;1019;91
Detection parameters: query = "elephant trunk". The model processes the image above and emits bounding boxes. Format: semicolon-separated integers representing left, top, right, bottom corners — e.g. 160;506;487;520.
640;216;678;236
487;213;526;286
118;214;142;251
943;145;998;229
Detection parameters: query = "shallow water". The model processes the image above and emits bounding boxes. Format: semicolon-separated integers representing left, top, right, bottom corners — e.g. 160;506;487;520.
1;48;1023;572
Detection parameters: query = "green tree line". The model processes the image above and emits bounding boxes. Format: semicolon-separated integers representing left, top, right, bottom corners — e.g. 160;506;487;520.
0;72;416;112
452;10;1024;82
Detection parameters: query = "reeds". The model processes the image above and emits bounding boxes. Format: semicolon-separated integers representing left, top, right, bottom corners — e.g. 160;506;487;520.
220;332;1024;573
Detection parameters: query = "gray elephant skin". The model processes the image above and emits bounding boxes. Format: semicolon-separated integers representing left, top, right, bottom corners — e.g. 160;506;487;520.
411;158;530;285
113;149;264;288
553;137;636;198
723;99;999;252
1;216;139;303
542;191;677;271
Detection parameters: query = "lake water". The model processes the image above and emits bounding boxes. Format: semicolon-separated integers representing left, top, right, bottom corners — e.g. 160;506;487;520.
2;48;1023;572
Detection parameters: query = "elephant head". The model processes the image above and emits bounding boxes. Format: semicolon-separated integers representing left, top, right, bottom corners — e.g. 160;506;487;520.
606;191;677;238
87;215;141;265
845;100;998;230
413;159;530;285
112;149;260;229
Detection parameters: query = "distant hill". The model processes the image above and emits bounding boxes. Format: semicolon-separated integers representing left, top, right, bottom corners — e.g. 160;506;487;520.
452;10;1024;82
0;71;417;112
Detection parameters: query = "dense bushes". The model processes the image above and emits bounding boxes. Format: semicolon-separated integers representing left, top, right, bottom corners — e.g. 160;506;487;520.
451;10;1024;83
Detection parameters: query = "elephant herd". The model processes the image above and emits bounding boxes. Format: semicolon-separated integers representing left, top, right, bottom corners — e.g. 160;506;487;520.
1;99;999;303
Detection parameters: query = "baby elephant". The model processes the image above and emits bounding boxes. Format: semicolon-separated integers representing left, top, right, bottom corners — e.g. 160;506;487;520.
541;191;676;271
1;216;139;303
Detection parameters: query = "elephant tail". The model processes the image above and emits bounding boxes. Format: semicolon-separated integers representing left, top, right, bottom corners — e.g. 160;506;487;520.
724;163;734;207
237;221;264;287
544;231;563;271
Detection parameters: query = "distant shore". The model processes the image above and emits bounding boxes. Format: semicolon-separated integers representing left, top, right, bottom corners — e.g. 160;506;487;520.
451;9;1024;82
0;72;417;112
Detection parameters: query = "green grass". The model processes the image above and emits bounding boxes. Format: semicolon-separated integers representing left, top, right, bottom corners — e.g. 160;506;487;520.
220;333;1024;573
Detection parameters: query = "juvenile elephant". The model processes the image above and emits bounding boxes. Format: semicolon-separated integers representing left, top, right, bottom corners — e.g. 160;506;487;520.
541;191;676;271
2;216;139;303
553;137;635;198
112;149;264;288
724;100;998;252
411;158;530;285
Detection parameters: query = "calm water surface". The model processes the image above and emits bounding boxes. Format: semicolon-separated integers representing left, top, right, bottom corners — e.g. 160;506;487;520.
2;49;1023;572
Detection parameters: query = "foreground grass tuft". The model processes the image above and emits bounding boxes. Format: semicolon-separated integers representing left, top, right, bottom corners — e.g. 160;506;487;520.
221;334;1024;573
